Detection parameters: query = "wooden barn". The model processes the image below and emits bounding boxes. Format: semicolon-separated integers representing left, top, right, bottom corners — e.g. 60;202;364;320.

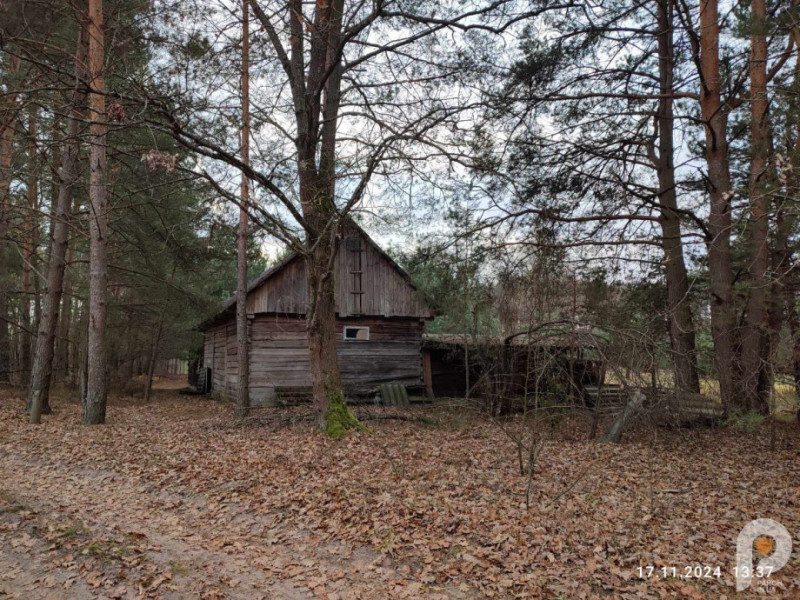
198;223;434;406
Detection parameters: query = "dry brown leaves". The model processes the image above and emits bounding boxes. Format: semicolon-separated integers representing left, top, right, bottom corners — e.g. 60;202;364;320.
1;390;798;599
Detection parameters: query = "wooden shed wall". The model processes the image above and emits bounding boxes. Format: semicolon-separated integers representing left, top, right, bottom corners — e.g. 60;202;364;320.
203;315;425;405
245;228;430;319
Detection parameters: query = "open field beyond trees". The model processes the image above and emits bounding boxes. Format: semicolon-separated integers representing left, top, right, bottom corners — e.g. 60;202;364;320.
1;389;799;600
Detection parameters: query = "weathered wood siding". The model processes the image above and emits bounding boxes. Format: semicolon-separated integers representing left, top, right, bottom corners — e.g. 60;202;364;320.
202;315;425;405
245;257;307;315
245;227;430;318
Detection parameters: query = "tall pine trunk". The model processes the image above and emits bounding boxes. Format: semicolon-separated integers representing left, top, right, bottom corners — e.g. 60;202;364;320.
786;40;800;416
54;193;81;382
765;205;789;411
84;0;109;425
29;28;88;423
785;274;800;413
235;0;250;418
740;0;771;413
699;0;738;410
0;55;21;383
20;107;39;388
655;0;699;393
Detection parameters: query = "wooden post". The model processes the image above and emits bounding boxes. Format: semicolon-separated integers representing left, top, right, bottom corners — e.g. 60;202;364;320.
422;347;434;401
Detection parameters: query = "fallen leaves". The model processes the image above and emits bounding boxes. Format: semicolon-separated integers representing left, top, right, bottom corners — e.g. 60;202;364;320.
1;391;799;599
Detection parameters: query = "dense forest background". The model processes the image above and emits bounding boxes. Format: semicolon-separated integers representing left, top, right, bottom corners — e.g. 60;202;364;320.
2;0;800;425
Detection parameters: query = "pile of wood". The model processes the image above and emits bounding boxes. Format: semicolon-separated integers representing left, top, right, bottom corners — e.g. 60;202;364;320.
585;385;723;425
650;391;724;424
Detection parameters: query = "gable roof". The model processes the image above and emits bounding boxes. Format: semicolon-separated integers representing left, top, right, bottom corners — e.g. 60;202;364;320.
199;220;428;330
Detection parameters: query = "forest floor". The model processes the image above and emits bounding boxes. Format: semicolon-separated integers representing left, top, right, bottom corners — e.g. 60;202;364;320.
1;387;799;600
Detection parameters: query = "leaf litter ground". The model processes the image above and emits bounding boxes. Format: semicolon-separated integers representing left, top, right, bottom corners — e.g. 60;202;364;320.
1;390;798;599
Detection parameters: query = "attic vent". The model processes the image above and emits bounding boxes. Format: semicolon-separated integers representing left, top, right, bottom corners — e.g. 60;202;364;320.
345;236;362;252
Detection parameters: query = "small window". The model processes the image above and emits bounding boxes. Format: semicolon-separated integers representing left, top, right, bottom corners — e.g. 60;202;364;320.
343;326;369;341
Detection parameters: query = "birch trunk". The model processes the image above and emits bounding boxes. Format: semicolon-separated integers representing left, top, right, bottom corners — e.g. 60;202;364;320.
785;278;800;415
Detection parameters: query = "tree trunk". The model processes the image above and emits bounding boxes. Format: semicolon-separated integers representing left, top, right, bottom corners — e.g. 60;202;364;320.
655;0;700;393
18;107;39;387
740;0;771;413
289;0;362;435
764;202;789;410
0;54;21;384
55;193;81;382
699;0;738;411
235;0;250;418
79;319;88;404
144;265;175;402
84;0;109;425
29;29;88;423
785;277;800;413
144;317;163;403
305;231;362;436
785;38;800;418
54;284;73;381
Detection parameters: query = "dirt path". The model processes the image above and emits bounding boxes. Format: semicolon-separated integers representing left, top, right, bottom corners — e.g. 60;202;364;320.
0;404;415;600
2;452;324;598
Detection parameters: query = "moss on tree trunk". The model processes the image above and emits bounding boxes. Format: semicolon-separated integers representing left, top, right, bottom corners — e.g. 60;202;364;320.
323;384;368;438
305;244;368;438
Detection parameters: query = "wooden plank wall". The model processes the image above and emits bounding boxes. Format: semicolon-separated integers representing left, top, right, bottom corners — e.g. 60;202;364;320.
213;328;226;391
337;318;423;386
245;228;431;319
203;334;213;381
246;257;307;315
225;322;237;397
249;316;308;403
204;315;425;405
